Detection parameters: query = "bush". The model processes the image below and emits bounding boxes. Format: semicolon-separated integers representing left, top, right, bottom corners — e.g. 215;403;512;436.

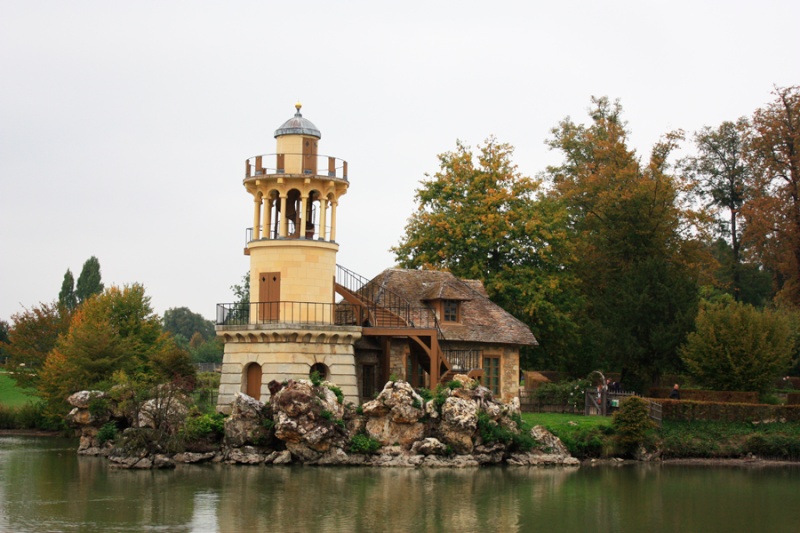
613;397;656;456
557;426;611;459
182;413;225;441
680;301;795;393
348;433;382;454
96;421;118;445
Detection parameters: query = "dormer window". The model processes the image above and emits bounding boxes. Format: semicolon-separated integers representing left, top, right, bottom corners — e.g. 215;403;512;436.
443;300;460;323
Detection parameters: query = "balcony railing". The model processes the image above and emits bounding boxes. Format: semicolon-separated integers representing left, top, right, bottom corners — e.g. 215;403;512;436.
443;350;483;372
245;153;348;181
217;301;360;326
216;300;449;330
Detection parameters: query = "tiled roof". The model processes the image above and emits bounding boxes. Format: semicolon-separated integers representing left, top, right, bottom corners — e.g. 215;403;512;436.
368;268;537;346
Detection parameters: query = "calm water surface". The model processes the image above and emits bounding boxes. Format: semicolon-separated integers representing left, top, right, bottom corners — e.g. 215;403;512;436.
1;436;799;532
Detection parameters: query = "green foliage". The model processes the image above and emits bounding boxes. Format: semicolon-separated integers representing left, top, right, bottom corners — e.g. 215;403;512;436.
4;302;71;387
96;421;118;445
88;397;109;417
37;285;195;418
58;269;77;311
680;300;795;393
326;384;344;404
319;409;333;421
75;256;104;304
0;402;51;430
446;380;463;390
533;379;590;411
416;387;433;402
348;432;382;454
181;413;225;441
310;370;322;387
476;411;536;452
163;307;215;343
613;397;656;455
392;137;583;369
546;97;701;388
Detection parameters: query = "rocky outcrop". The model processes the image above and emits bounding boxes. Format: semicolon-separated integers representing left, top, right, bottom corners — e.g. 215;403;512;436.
68;376;579;469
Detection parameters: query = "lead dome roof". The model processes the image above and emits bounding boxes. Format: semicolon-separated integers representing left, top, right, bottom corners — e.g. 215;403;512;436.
274;104;321;139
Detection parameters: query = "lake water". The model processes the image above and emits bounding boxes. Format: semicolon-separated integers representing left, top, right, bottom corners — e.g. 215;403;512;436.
1;436;799;532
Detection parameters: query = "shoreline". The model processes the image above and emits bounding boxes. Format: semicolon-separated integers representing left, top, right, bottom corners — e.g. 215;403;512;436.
0;429;63;437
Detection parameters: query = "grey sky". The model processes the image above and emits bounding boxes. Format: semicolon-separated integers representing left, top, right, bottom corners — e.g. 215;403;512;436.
1;0;799;322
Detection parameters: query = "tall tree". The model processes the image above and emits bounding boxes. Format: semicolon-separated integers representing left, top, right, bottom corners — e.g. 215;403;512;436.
545;97;701;390
4;303;71;387
683;118;754;300
76;256;104;303
392;137;584;369
163;307;215;342
744;86;800;305
58;269;78;311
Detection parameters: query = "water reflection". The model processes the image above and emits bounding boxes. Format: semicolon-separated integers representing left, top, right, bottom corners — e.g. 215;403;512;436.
2;437;800;532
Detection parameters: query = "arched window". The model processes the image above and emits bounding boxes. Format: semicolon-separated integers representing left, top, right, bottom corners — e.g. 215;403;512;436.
310;363;329;382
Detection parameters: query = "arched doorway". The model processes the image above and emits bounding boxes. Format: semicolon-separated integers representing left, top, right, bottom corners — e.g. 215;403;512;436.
245;363;263;400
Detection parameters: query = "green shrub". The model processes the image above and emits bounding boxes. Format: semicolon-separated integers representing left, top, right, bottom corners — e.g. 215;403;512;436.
446;380;463;390
96;421;118;445
613;397;656;456
310;370;322;387
320;409;333;421
88;397;109;417
326;384;344;404
557;426;611;459
182;413;225;441
745;434;800;460
417;388;433;402
348;433;382;454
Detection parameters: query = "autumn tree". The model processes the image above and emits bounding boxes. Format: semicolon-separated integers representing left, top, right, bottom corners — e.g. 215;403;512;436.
680;299;795;393
393;137;584;368
545;97;702;390
38;285;195;417
683;118;755;300
4;302;71;387
75;256;104;304
58;269;78;311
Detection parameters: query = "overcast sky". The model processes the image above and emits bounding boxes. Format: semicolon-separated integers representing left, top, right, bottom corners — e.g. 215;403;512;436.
1;0;799;323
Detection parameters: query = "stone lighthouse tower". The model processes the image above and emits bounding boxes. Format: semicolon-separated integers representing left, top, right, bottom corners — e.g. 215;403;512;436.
216;104;361;412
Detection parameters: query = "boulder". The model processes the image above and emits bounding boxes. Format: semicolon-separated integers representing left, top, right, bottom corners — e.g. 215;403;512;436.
224;393;272;448
438;396;478;454
271;380;347;452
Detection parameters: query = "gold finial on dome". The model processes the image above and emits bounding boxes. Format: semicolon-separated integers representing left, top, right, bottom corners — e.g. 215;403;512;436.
295;101;302;112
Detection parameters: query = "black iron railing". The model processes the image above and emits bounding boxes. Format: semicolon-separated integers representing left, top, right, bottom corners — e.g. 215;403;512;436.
216;301;360;326
444;350;482;372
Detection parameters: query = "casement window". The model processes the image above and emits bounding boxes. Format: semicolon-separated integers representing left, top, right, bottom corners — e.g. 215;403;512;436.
483;355;500;395
442;300;460;323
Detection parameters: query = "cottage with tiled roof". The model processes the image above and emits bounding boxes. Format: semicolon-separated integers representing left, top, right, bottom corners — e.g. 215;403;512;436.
349;269;537;403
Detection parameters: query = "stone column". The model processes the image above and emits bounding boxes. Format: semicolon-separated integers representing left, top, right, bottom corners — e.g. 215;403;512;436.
262;194;271;239
319;196;329;241
300;194;308;238
252;195;262;240
329;200;338;242
279;194;288;238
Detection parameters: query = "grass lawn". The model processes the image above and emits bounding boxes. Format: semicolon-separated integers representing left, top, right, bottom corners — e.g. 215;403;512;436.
0;370;40;408
521;412;612;433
